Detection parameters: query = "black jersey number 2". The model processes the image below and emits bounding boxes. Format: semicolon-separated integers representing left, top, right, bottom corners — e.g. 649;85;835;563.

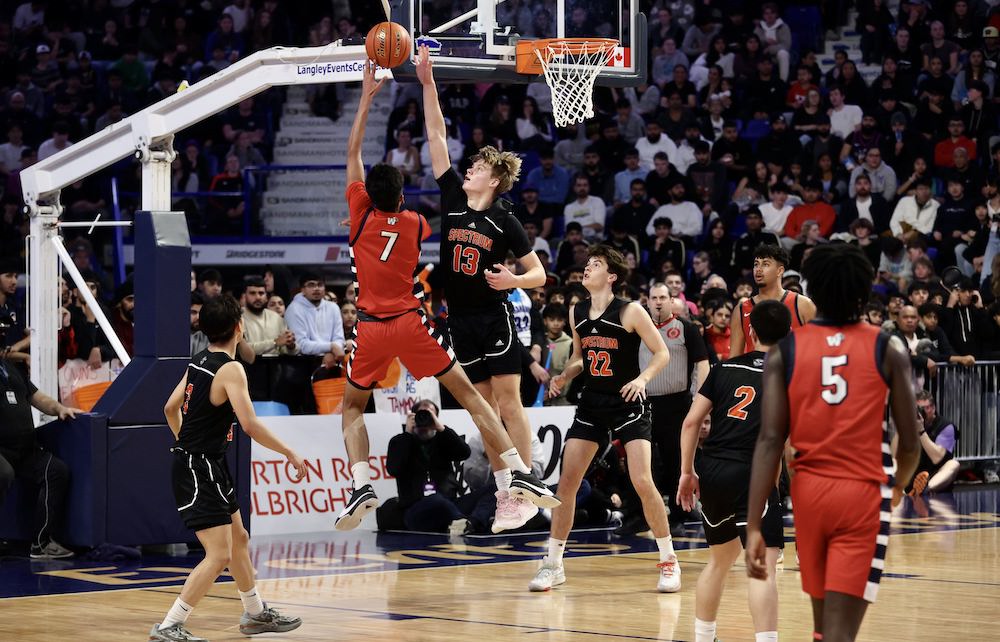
452;245;481;275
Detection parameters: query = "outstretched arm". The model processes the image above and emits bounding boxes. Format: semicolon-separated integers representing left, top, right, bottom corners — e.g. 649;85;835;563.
415;45;452;178
346;61;385;185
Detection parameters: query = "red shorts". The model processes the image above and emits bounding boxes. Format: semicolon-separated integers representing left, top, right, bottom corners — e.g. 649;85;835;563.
347;310;455;389
791;471;891;603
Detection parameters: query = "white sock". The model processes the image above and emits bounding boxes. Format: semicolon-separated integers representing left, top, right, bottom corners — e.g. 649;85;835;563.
238;586;265;617
494;468;513;491
160;598;193;629
755;632;778;642
547;537;567;565
694;618;717;642
499;448;530;474
655;536;675;562
351;461;372;489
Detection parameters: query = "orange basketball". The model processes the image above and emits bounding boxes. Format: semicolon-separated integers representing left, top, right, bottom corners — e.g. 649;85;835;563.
365;21;411;68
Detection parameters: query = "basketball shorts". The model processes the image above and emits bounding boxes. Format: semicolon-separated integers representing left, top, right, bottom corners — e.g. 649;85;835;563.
347;309;455;390
447;301;521;384
566;390;652;447
792;471;891;603
697;453;784;548
171;448;239;531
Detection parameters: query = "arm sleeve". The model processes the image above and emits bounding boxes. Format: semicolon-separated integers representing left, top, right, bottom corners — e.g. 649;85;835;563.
935;424;956;453
505;214;533;259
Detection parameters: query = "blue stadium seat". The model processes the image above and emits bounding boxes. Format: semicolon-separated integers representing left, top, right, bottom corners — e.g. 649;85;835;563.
742;119;771;151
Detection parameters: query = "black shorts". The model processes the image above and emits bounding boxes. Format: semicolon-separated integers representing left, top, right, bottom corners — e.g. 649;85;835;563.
171;448;239;532
565;391;652;447
447;301;521;384
698;453;784;548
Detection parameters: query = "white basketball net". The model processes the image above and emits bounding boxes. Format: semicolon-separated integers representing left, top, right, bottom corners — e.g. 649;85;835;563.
533;39;618;128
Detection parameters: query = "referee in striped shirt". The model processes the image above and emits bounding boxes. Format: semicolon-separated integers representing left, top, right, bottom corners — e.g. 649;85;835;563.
641;282;710;533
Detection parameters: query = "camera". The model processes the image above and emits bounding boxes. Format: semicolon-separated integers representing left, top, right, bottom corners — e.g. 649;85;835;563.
414;408;435;430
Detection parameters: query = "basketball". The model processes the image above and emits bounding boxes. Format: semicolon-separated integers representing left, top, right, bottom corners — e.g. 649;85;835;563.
365;21;410;68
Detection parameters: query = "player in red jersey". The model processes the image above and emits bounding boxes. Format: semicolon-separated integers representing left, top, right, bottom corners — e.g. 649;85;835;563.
334;63;557;531
730;245;816;356
745;244;921;642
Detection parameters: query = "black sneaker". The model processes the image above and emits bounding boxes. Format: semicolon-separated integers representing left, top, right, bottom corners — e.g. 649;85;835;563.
335;484;379;531
509;470;561;508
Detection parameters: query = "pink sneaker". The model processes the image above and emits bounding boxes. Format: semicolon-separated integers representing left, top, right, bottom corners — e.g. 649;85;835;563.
492;491;540;533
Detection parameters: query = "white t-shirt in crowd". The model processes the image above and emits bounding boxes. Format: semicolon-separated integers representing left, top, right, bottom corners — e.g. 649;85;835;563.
829;104;864;139
646;201;703;238
563;195;607;241
759;202;793;235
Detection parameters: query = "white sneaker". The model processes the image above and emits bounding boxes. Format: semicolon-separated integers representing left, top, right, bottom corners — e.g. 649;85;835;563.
448;518;470;535
491;491;538;533
776;550;784;565
657;554;681;593
528;557;566;591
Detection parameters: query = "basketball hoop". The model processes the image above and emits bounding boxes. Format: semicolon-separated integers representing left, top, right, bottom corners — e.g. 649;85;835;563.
516;38;619;127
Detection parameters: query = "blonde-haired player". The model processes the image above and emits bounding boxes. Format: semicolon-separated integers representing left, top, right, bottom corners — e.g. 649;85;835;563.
417;46;552;530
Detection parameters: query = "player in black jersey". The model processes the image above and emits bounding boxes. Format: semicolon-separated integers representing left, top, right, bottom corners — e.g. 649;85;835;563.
151;296;305;642
529;245;681;593
418;47;549;531
676;300;792;642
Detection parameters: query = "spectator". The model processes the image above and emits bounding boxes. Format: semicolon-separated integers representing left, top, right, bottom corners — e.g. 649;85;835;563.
690;36;735;90
744;55;786;117
515;185;555;240
612;148;647;208
711;120;752;182
108;280;134;357
687;141;727;213
945;278;991;357
223;0;253;34
645;151;689;208
646;217;687;277
651;39;688;87
553;123;588;172
609;177;652;238
703;298;732;361
383;400;472;533
789;220;824;271
700;219;732;280
37;121;71;161
645;181;703;242
850;218;882;268
525;147;570;206
827;85;863;140
890;179;939;240
0;124;27;175
934;117;977;167
222;97;266;145
204;13;245;63
266;294;285;317
682;15;721;61
207;154;244;234
685;251;713;300
541;303;572;405
282;271;344;414
848;147;898;203
840;173;892;235
921;21;961;76
384;127;421;186
759;182;793;237
562;175;607;242
241;278;295;358
515;96;553;151
0;350;81;559
227;130;266;171
784;181;836;240
554;221;588;273
190;292;208;355
197;269;223;299
635;120;677;171
892;304;938;379
673;122;712;175
612;98;645;146
910;391;962;494
754;3;792;81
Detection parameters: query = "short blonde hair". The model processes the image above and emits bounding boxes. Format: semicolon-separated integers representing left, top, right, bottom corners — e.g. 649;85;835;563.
471;145;522;195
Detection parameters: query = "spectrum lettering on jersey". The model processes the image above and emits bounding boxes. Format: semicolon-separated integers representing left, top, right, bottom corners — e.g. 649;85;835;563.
581;336;619;349
447;228;494;250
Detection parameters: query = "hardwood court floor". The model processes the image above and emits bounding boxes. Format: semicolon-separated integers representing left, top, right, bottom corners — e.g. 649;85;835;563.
2;491;999;641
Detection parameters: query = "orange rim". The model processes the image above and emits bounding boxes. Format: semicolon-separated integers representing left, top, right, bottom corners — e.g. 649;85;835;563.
515;37;619;74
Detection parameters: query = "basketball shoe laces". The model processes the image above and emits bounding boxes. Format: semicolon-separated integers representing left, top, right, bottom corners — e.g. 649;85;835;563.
657;558;677;578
